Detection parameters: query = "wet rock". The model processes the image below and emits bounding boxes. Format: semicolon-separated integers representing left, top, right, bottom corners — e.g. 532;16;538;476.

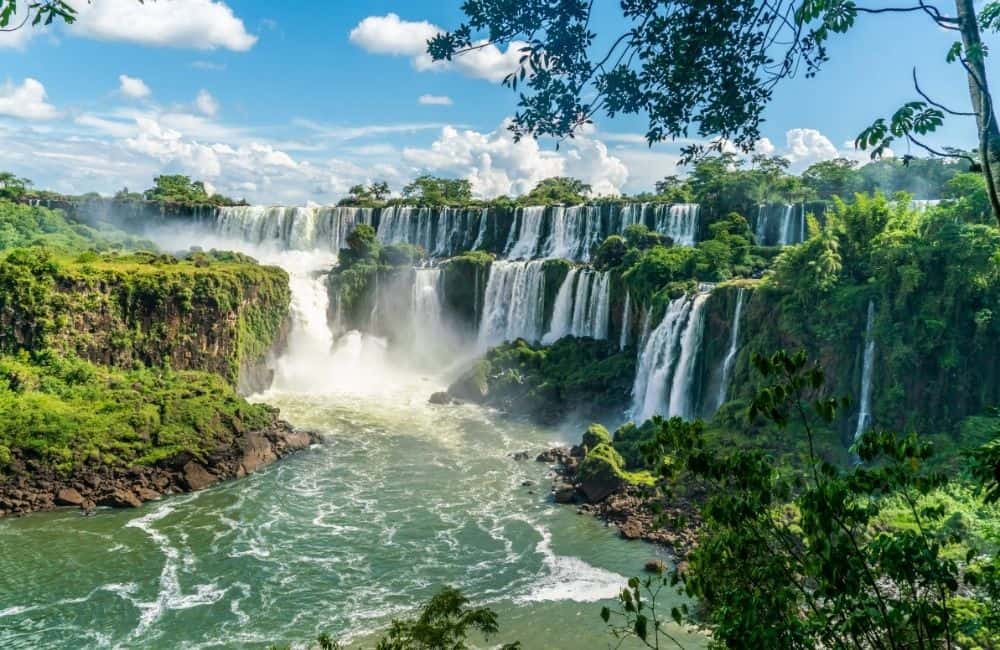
55;487;84;507
104;489;142;509
536;447;572;464
135;487;161;502
618;518;643;540
552;482;577;504
240;432;278;475
182;462;218;491
510;451;531;461
429;391;451;405
644;559;667;574
521;479;535;487
447;362;490;403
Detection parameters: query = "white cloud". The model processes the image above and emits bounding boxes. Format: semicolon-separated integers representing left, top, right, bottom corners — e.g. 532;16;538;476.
402;120;628;198
195;89;219;117
781;128;839;168
418;94;453;106
350;14;522;82
119;74;151;100
0;78;58;120
0;5;36;49
72;0;256;51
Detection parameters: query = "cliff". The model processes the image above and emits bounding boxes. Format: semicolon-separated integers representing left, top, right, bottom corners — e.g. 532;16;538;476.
0;248;291;393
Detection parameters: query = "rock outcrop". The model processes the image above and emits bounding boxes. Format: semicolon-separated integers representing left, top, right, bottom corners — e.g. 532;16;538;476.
0;421;319;518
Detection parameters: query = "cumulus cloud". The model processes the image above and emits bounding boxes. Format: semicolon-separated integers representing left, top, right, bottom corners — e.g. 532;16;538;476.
781;128;839;168
72;0;256;51
119;75;151;100
402;120;628;198
195;89;219;117
418;94;453;106
350;13;522;82
0;78;58;120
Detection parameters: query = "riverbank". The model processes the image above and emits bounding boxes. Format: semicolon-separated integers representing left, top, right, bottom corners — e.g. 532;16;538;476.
0;420;319;517
537;445;702;559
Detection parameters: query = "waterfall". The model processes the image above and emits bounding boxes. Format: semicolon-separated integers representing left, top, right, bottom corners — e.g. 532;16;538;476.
715;288;746;410
779;204;796;246
619;291;631;350
471;208;489;250
854;300;877;442
631;292;710;423
541;269;611;344
215;206;374;252
543;268;579;344
545;205;603;261
412;269;444;333
756;203;807;246
910;199;942;213
506;206;546;259
653;204;700;246
478;260;547;347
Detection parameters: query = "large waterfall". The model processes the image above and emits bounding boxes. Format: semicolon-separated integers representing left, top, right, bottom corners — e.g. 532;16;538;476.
376;205;485;257
545;206;603;261
854;300;877;442
215;205;374;252
631;292;710;422
506;206;547;259
542;269;611;343
715;288;746;410
619;291;632;350
478;260;547;347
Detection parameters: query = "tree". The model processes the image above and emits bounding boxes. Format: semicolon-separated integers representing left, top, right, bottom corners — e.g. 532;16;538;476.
430;1;1000;226
402;175;473;205
653;175;693;204
521;176;591;204
142;175;238;205
0;172;31;200
0;0;77;30
802;158;860;200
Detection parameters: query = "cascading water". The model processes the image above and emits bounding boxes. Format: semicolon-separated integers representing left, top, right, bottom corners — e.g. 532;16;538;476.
854;300;877;442
215;206;374;252
619;292;631;350
755;203;806;246
478;260;547;347
545;206;603;261
653;204;700;246
541;269;611;343
631;292;710;423
506;206;546;259
715;288;746;410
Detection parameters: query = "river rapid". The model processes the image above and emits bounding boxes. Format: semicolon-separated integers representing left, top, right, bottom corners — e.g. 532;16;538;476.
0;230;703;649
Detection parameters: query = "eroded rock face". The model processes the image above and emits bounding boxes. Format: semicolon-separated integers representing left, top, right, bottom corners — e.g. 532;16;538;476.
447;362;490;403
0;422;321;518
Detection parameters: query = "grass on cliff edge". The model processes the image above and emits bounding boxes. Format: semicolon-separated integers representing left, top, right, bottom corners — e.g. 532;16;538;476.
0;351;279;475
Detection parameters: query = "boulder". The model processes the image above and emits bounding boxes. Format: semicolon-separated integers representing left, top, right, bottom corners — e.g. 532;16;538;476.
181;462;218;491
104;489;142;509
429;391;451;405
618;518;643;540
447;361;490;403
577;443;626;503
240;432;278;474
551;478;577;503
510;451;531;461
644;559;667;574
55;487;84;507
580;424;611;452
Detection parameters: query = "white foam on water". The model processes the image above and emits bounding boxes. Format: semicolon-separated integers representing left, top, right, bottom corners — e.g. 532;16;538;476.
515;524;626;604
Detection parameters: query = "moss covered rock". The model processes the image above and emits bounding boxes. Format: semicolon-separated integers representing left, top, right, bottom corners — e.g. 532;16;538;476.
581;423;611;451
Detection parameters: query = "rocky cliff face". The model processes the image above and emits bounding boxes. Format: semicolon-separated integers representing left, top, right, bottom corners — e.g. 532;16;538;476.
0;249;291;392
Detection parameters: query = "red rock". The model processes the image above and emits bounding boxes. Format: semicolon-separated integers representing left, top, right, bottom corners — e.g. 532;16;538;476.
182;462;218;491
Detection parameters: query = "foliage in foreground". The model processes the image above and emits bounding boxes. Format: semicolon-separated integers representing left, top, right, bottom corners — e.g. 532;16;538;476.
601;351;1000;649
268;587;519;650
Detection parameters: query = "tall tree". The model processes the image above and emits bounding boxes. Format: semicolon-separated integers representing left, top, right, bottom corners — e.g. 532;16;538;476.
429;1;1000;226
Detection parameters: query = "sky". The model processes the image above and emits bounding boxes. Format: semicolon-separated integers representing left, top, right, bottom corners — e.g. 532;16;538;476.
0;0;994;204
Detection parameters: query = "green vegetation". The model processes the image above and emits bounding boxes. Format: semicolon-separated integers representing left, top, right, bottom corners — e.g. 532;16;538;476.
518;177;591;205
338;181;391;208
0;350;278;474
142;174;243;206
0;172;32;201
432;1;1000;226
457;337;636;423
595;351;1000;650
402;175;474;206
0;199;151;252
0;247;289;385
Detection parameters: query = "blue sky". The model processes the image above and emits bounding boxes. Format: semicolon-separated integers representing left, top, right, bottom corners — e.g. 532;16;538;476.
0;0;993;203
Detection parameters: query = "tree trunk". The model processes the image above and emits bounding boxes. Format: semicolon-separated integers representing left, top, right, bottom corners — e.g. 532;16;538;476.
955;0;1000;227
